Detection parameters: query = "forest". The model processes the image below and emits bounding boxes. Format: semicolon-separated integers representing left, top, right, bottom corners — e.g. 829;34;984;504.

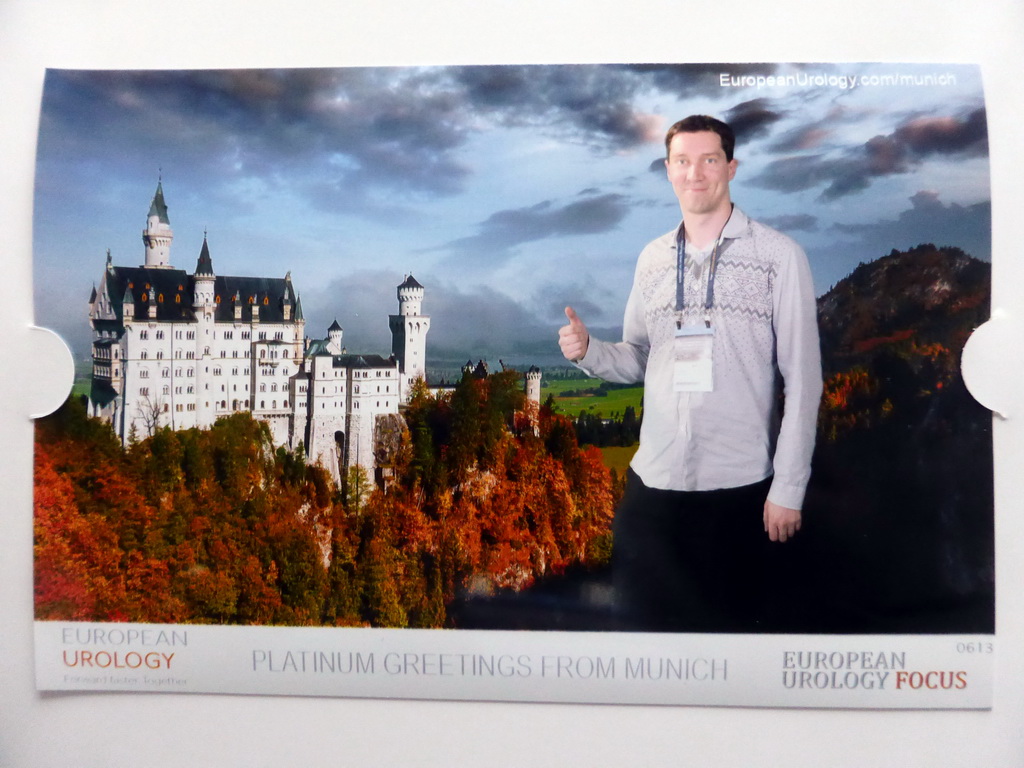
34;369;615;628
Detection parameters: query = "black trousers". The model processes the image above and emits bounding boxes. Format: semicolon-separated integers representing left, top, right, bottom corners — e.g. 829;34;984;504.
612;469;776;633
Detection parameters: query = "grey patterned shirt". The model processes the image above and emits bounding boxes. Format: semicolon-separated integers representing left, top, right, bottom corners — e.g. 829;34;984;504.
579;206;822;510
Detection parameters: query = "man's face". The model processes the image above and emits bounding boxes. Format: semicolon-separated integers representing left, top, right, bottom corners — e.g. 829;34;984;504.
664;130;738;217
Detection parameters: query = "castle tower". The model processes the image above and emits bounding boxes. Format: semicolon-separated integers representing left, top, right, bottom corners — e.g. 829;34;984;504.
525;365;542;435
193;235;216;428
389;275;430;401
525;365;542;405
327;319;343;354
142;180;174;268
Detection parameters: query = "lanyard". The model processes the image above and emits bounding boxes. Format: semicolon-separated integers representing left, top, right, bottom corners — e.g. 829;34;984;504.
675;205;733;328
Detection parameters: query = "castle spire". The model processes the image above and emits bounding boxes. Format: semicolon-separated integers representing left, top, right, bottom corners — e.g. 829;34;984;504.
148;180;170;224
195;234;214;276
143;179;174;268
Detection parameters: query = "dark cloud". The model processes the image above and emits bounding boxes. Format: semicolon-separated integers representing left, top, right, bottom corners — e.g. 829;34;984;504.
770;126;832;152
750;108;988;201
750;154;835;193
892;108;988;156
723;99;786;142
436;193;631;263
760;213;819;233
450;65;664;151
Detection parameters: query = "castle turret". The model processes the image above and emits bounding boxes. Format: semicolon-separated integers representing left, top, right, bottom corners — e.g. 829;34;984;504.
142;180;174;268
327;319;343;354
192;235;216;314
389;275;430;401
526;365;542;405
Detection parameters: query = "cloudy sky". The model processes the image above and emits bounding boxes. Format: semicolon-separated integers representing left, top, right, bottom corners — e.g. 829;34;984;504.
33;63;989;369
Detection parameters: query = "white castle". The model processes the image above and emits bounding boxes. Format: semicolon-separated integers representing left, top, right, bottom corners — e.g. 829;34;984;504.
87;182;539;484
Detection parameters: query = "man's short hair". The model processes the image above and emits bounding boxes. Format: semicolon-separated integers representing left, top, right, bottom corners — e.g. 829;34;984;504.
665;115;736;162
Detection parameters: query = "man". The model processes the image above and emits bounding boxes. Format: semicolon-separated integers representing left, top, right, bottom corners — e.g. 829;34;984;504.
559;115;822;632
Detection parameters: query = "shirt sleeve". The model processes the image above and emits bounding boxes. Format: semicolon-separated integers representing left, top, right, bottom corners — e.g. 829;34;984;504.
767;238;823;510
576;259;649;385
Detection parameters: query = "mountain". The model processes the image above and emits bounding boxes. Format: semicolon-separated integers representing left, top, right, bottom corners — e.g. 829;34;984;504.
817;243;990;375
799;244;993;634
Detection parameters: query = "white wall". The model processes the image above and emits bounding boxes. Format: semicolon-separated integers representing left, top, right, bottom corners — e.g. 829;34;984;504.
2;1;1023;765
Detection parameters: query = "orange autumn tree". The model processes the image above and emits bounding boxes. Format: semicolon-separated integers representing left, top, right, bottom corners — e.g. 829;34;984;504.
35;370;614;628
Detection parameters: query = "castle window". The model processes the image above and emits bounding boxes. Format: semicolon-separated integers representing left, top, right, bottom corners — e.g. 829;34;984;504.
156;330;164;340
140;387;149;396
158;294;164;303
283;400;289;408
263;297;269;305
139;330;148;340
156;351;163;360
139;370;149;379
140;350;148;360
175;295;181;304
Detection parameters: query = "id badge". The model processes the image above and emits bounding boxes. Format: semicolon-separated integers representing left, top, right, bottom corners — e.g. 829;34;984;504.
673;325;714;392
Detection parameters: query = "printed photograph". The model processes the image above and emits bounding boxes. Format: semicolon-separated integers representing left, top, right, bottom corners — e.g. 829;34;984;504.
33;63;993;636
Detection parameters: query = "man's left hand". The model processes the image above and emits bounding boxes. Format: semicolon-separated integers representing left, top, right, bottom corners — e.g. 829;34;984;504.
763;500;801;543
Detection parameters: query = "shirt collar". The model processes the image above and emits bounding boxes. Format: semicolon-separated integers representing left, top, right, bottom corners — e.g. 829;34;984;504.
673;205;750;248
721;205;750;240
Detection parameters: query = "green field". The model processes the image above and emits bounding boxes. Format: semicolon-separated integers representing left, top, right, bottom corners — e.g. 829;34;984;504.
541;376;643;420
598;443;639;474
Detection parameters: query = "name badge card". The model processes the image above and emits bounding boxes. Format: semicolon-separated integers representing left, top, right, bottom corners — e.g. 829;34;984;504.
673;325;714;392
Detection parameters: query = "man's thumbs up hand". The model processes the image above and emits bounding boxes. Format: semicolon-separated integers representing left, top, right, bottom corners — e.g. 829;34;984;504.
558;306;590;363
